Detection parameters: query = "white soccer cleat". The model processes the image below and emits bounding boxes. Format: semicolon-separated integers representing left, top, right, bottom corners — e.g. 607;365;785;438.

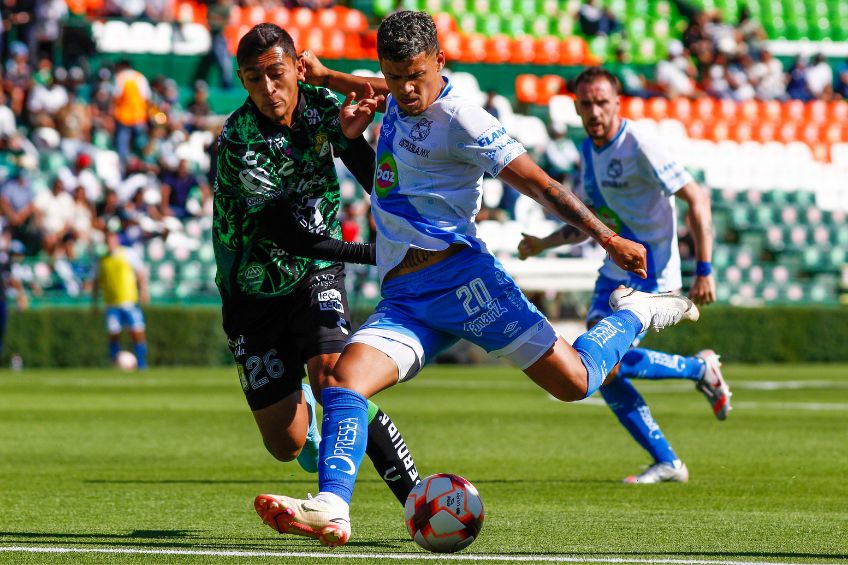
609;287;699;332
695;349;732;421
254;493;351;548
623;461;689;484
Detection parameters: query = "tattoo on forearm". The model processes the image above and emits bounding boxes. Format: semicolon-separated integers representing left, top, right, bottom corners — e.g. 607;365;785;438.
542;181;613;240
397;248;436;270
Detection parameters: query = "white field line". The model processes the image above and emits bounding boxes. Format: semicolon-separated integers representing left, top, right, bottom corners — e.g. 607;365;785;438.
0;545;840;565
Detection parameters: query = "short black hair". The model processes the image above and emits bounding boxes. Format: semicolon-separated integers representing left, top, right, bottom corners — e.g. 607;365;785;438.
236;23;297;67
377;11;439;62
572;67;622;94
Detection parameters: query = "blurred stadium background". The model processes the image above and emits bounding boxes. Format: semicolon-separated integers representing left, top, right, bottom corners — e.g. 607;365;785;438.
1;0;847;367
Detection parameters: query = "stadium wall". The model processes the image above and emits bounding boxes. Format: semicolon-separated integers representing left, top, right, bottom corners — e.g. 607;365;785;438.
4;306;847;368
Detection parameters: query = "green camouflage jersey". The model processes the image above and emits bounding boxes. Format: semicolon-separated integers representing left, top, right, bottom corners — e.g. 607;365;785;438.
213;83;370;299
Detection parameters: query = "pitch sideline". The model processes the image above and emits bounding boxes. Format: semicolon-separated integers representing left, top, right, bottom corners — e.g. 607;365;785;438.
0;545;840;565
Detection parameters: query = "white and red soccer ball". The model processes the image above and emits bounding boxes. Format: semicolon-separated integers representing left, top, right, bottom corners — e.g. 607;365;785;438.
404;473;484;553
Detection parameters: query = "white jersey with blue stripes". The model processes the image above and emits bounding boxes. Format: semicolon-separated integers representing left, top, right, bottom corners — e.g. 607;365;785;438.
578;119;693;291
371;76;526;281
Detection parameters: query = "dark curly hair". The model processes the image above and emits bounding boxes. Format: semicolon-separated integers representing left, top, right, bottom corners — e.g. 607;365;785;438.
377;11;439;62
236;23;297;67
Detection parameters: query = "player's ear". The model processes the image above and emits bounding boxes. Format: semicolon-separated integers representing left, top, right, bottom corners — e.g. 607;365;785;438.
295;56;306;82
435;50;446;72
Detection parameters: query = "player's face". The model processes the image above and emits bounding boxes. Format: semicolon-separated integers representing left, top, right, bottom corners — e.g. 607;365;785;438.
238;47;305;125
574;78;621;146
380;49;446;115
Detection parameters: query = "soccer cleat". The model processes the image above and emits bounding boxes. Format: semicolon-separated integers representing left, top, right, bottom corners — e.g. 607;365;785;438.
296;382;320;473
254;494;351;548
623;461;689;484
610;287;699;332
695;349;732;421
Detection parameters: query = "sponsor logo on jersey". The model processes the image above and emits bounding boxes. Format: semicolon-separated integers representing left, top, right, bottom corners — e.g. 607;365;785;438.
410;117;433;141
243;263;263;279
304;107;320;125
324;417;360;476
476;126;507;147
314;133;330;157
374;153;398;198
398;137;430;158
503;320;521;337
607;158;623;178
318;289;344;313
239;167;276;194
236;363;248;391
464;299;508;337
596;206;622;233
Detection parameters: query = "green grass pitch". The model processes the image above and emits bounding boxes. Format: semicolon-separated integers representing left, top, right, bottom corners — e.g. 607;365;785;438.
1;364;846;564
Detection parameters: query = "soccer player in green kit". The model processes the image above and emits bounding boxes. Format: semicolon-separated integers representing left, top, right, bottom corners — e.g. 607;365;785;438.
212;23;419;509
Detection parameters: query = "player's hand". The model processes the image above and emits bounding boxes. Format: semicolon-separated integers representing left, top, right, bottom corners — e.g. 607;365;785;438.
340;84;385;139
606;236;647;279
689;274;716;306
517;233;545;260
298;49;328;85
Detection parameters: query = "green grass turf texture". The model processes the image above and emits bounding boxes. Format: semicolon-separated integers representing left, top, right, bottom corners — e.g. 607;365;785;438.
0;364;846;565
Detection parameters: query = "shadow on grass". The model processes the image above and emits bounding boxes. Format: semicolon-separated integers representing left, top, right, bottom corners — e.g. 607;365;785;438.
82;478;619;485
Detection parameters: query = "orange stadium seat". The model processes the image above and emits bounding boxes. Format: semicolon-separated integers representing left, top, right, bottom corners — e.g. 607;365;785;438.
461;33;487;63
709;120;730;141
433;12;457;36
240;5;266;27
343;32;363;59
732;121;753;142
694;98;715;123
822;123;844;144
441;32;464;61
484;35;512;63
342;9;368;33
829;101;848;124
537;74;565;105
753;121;776;142
812;142;829;162
778;122;798;143
622;97;645;120
267;7;290;28
560;36;587;65
759;99;781;122
291;7;314;28
224;25;250;54
646;97;668;120
534;37;561;65
800;123;820;145
717;98;737;122
739;99;758;121
317;7;346;30
323;29;347;59
302;28;325;55
669;98;692;122
515;74;540;104
288;27;302;51
783;99;805;123
686;118;706;139
511;36;536;64
806;100;828;125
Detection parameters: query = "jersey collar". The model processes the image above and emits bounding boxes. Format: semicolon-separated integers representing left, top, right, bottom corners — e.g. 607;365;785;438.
591;118;628;154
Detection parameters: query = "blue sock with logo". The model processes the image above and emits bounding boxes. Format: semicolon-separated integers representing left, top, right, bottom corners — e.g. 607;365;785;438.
619;348;704;381
134;342;148;369
600;377;678;464
318;387;369;505
109;341;120;361
572;311;642;397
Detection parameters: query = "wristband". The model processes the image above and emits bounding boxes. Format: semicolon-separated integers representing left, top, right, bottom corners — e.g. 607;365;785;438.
602;233;618;248
696;261;712;277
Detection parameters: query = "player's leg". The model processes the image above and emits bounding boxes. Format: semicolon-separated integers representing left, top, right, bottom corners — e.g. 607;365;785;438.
105;307;122;364
127;305;147;369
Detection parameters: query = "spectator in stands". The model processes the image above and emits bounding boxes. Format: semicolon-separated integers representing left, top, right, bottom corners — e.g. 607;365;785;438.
704;51;733;98
70;184;95;245
786;56;813;101
735;4;765;57
27;60;70;126
806;54;833;100
727;53;756;101
59;153;103;203
705;10;737;58
142;0;173;22
4;41;32;117
656;42;697;98
193;0;234;90
186;80;212;131
92;229;149;369
6;0;37;66
682;11;714;71
614;47;655;98
159;158;201;220
112;59;151;168
0;91;17;139
578;0;620;37
836;58;848;99
750;48;786;100
94;189;127;233
55;86;93;141
35;0;68;61
34;177;75;257
105;0;145;19
0;166;41;255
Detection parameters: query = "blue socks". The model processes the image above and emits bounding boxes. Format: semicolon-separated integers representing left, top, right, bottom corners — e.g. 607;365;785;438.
573;310;642;397
134;342;148;369
619;348;704;381
109;340;120;361
600;377;679;464
318;387;369;505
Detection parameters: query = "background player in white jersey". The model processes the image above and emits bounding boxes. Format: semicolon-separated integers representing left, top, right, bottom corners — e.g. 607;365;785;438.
518;67;732;484
252;11;700;547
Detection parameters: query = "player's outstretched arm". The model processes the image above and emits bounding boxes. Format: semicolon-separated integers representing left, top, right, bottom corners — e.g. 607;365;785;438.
517;225;589;260
675;181;715;305
339;85;384;140
499;154;647;278
300;49;388;113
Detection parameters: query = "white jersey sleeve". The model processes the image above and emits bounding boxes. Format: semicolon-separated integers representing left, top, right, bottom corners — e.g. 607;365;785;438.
632;130;693;196
448;106;526;178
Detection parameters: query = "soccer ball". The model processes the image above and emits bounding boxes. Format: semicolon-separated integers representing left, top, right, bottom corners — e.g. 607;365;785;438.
404;473;484;553
115;350;138;371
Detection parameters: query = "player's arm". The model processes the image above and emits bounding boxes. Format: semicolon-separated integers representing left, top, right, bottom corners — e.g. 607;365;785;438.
517;224;590;260
300;50;389;113
675;181;715;305
498;154;647;278
255;198;376;265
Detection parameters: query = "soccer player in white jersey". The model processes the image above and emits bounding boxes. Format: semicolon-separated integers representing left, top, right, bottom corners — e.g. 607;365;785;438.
518;67;732;484
251;11;699;547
